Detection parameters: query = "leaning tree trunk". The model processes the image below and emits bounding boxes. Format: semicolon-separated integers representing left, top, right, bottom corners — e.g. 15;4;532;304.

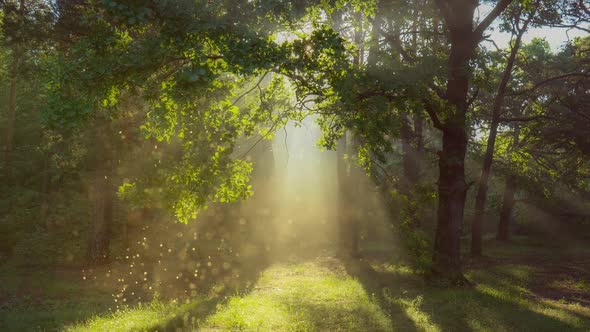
497;174;516;241
471;15;532;256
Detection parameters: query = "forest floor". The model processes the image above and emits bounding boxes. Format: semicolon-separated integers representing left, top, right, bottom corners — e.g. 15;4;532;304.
1;236;589;331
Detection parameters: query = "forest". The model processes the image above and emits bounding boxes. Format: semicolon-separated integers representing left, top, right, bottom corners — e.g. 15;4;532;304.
0;0;589;331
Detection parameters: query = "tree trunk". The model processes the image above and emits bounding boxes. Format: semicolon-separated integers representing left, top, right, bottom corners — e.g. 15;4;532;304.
4;54;20;179
471;16;531;256
337;132;358;257
497;175;516;241
430;4;475;284
497;123;521;241
3;0;25;179
432;126;468;283
336;9;364;258
87;125;114;266
87;168;113;265
40;154;51;228
400;113;419;194
414;114;424;154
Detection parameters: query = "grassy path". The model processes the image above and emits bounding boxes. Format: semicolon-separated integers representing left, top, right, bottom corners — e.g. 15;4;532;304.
66;257;395;331
3;238;590;331
201;257;391;331
64;253;590;332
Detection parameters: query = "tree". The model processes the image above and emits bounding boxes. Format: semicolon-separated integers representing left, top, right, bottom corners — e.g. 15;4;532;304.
1;0;52;179
421;0;513;283
49;0;589;284
493;36;590;240
471;2;539;255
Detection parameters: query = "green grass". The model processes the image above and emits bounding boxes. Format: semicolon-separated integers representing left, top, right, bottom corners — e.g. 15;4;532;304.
2;238;590;331
65;299;199;332
66;258;392;331
0;264;113;332
64;257;590;331
380;264;590;332
202;258;392;331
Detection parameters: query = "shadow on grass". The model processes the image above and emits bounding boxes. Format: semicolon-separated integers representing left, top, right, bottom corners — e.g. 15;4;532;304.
0;265;114;332
191;256;397;331
145;260;267;332
342;257;422;331
344;255;590;332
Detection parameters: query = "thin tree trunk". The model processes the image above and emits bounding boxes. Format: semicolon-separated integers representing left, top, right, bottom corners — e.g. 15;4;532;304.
87;125;114;265
337;9;364;258
497;124;520;241
4;54;20;179
471;14;532;256
3;0;25;179
40;154;51;228
87;168;113;265
400;113;419;193
414;114;424;154
497;175;516;241
337;132;358;257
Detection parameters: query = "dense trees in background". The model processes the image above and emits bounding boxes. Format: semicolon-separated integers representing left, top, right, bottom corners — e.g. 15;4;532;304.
1;0;589;285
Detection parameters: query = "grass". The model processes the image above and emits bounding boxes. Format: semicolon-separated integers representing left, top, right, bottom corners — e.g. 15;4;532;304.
0;264;114;331
2;238;590;331
65;299;198;332
381;264;590;331
202;258;392;331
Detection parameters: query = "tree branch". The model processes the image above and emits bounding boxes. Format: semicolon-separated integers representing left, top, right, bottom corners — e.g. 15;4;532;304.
433;0;455;26
474;0;515;40
423;99;444;130
499;115;547;122
507;72;590;96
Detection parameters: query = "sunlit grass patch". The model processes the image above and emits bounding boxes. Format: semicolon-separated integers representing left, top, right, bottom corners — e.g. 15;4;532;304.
540;298;590;319
388;294;440;332
372;262;416;276
381;263;590;332
551;277;590;293
65;298;199;332
203;258;392;331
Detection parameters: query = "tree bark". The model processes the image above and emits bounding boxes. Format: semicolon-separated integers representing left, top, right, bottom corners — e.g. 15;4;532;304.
432;126;469;283
430;2;476;284
4;53;20;179
497;174;516;241
400;113;419;194
336;9;365;258
86;125;114;266
497;123;521;241
337;132;358;258
3;0;25;180
414;114;424;154
87;167;113;265
40;154;51;228
471;13;532;256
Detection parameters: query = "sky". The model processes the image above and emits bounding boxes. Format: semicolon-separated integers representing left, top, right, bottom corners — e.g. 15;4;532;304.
478;4;588;52
487;24;587;51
